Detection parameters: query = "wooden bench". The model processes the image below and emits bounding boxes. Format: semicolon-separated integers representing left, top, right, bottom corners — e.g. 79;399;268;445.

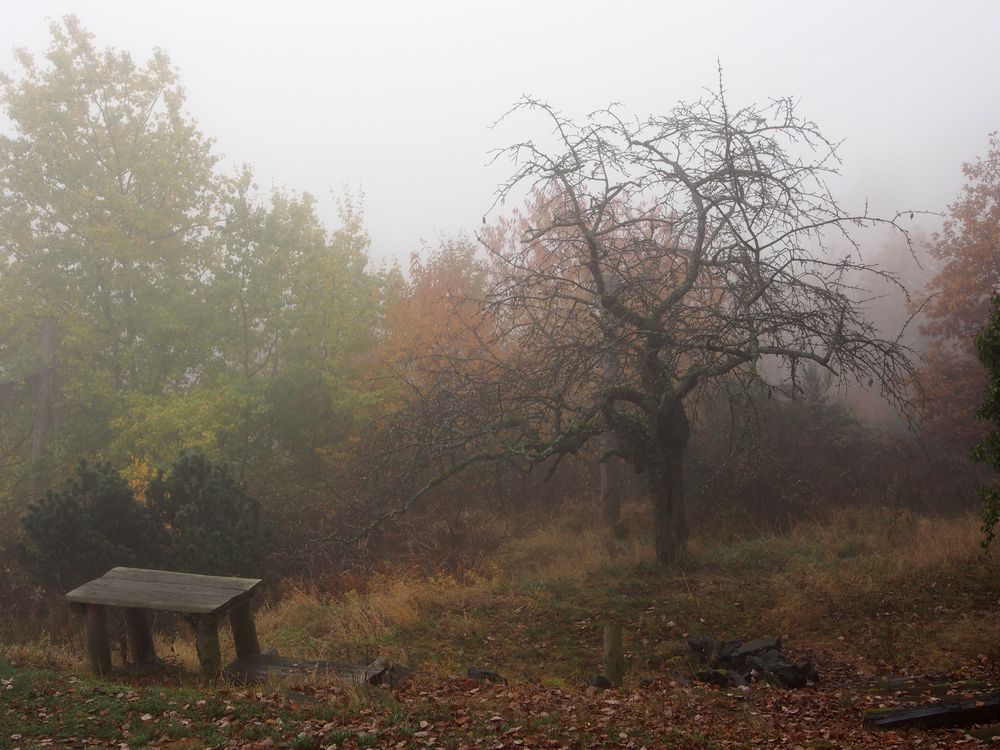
66;567;262;677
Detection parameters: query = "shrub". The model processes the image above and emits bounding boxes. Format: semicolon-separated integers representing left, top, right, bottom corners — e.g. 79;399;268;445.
687;370;895;534
146;451;263;575
20;452;263;589
19;460;161;589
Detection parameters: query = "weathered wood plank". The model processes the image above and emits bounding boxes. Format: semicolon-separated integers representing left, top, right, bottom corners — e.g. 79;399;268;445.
104;567;260;592
865;694;1000;730
66;573;260;614
67;585;246;614
69;578;239;601
866;677;992;699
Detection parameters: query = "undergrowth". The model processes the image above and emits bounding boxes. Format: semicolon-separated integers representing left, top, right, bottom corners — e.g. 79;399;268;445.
3;503;999;682
242;504;1000;683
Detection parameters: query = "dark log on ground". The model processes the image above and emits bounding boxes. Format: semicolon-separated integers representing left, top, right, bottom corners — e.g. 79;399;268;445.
865;693;1000;730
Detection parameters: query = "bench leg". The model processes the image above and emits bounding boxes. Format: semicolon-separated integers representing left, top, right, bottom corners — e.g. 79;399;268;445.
195;615;221;677
124;608;157;664
83;604;112;676
229;601;260;658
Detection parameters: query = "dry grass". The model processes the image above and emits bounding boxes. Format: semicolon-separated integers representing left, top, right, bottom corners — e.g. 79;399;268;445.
769;509;993;625
152;630;204;673
757;508;1000;669
497;502;649;582
254;501;648;662
0;633;77;671
255;570;503;664
5;503;1000;680
789;506;982;572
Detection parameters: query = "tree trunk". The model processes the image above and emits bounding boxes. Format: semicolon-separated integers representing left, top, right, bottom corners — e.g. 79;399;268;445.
650;403;690;567
600;433;622;526
601;274;622;526
29;317;57;499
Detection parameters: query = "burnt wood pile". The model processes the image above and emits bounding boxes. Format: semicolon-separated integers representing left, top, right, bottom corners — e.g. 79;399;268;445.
687;635;819;689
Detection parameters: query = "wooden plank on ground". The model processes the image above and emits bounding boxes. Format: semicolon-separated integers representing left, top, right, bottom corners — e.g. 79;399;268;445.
867;676;993;699
865;694;1000;730
225;654;395;685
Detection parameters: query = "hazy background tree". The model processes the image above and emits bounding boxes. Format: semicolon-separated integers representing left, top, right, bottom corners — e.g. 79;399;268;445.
0;18;218;501
0;19;389;576
919;134;1000;449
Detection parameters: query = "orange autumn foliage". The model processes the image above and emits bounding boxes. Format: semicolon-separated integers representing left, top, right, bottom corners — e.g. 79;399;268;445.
920;133;1000;447
378;239;494;398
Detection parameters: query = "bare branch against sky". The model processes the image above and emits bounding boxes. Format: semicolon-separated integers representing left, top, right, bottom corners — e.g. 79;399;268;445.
2;0;998;265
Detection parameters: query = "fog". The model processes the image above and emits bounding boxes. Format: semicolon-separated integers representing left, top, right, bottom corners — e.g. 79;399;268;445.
3;0;999;266
6;6;1000;732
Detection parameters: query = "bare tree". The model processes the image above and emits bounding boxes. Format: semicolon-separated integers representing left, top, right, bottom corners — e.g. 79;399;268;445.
323;85;917;568
477;86;916;566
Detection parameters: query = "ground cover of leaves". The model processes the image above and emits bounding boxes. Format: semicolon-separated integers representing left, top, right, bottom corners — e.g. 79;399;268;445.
1;655;996;749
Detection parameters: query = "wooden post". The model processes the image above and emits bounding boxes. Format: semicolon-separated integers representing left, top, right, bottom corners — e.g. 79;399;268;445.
228;600;260;658
195;615;221;676
83;604;112;676
124;608;157;664
603;622;624;687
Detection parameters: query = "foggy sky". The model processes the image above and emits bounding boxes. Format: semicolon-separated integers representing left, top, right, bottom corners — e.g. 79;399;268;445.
3;0;999;268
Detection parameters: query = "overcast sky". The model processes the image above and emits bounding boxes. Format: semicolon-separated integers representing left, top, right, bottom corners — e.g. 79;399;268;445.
2;0;999;267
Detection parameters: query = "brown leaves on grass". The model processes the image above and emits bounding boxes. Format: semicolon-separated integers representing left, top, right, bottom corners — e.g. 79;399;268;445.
3;654;996;749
